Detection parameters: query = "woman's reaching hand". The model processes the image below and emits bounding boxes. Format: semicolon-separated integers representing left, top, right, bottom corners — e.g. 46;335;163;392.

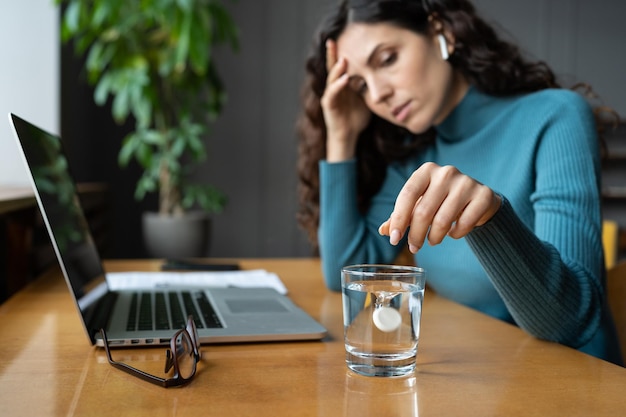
378;162;502;252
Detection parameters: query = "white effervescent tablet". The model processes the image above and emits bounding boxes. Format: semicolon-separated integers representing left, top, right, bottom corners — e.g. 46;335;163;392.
373;306;402;332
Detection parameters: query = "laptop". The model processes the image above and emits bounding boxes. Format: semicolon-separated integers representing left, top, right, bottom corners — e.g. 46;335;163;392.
8;112;327;347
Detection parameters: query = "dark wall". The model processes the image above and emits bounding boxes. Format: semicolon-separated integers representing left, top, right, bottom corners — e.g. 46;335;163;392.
61;43;157;258
194;0;337;258
60;0;626;259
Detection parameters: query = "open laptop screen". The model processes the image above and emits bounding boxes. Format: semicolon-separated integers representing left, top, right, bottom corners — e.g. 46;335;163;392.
9;113;109;318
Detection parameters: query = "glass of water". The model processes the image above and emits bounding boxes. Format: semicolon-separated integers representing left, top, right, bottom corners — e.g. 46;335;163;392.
341;264;426;377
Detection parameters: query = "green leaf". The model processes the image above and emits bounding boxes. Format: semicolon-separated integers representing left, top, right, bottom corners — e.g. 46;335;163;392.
111;85;130;122
85;41;104;72
188;11;209;74
170;134;186;158
182;184;227;213
63;2;81;36
136;141;154;168
142;130;166;145
135;173;157;200
176;0;193;12
118;133;137;167
133;95;153;129
186;132;205;159
93;73;112;106
172;8;192;75
158;47;177;77
208;2;239;49
91;1;112;28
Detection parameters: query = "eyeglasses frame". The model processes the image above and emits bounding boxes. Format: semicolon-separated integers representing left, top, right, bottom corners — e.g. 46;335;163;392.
99;315;201;388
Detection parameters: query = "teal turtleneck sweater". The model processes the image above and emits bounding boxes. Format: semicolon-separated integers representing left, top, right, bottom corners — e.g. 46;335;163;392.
318;86;622;365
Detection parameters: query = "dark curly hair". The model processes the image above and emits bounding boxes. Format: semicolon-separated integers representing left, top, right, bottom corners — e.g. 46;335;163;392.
296;0;609;249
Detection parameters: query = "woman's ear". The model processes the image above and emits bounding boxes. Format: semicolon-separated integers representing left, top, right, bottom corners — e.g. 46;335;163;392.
429;16;455;59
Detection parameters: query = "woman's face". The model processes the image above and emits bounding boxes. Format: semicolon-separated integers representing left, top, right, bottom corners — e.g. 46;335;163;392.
335;22;467;133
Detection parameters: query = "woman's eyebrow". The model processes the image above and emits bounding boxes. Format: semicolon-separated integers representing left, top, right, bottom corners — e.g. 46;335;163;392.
346;43;384;78
365;44;385;66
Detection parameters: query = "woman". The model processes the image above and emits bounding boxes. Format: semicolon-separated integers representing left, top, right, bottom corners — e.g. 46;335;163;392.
296;0;623;364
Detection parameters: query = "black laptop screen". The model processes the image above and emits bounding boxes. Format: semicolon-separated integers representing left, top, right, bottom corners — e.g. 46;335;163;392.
9;113;108;314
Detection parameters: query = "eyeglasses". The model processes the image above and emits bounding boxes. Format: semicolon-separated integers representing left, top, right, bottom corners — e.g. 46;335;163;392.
99;315;201;388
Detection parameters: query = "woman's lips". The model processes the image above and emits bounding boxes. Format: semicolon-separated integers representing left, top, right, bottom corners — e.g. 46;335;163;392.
392;101;411;123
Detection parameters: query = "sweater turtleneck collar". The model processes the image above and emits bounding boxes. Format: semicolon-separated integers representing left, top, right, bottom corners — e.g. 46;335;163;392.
435;85;498;143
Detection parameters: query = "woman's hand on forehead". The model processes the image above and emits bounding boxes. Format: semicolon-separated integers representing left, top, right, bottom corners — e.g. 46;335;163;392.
321;39;371;162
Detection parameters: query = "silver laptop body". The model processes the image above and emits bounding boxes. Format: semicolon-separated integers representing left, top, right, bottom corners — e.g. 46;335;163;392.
9;112;327;347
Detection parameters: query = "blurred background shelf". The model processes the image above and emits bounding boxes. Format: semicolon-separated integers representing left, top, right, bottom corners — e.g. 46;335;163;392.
0;183;109;303
602;121;626;264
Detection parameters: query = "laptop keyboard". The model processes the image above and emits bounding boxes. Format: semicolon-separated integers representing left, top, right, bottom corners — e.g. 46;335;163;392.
126;290;223;331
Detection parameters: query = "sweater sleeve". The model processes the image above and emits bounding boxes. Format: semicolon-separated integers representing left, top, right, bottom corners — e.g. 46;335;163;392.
318;159;403;291
466;93;604;348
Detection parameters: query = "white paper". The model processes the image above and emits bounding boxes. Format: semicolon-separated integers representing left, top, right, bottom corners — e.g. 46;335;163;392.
105;269;288;294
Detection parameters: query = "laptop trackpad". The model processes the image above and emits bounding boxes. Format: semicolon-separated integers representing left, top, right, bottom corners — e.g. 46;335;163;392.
225;299;289;313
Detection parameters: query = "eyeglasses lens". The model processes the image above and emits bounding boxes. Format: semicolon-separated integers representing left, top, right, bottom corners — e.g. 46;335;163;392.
186;318;200;356
174;332;196;379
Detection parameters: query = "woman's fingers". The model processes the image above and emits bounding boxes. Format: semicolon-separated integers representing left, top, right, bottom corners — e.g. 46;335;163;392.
325;39;337;72
404;164;460;251
321;40;349;111
379;163;501;253
322;65;349;103
322;39;369;161
325;40;346;85
447;183;499;238
419;168;476;245
378;220;390;236
385;163;434;249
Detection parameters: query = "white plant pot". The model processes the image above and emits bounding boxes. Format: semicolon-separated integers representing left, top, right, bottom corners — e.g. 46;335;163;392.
142;211;210;259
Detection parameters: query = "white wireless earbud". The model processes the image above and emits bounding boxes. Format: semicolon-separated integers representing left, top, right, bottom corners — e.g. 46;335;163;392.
438;33;449;60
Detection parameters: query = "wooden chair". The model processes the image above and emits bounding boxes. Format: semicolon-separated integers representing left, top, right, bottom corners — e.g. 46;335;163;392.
603;219;619;270
607;261;626;361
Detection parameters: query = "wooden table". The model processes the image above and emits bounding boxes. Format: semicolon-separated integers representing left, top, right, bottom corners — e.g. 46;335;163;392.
1;259;625;416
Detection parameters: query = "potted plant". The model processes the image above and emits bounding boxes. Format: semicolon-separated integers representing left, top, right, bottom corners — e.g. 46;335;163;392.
57;0;239;258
